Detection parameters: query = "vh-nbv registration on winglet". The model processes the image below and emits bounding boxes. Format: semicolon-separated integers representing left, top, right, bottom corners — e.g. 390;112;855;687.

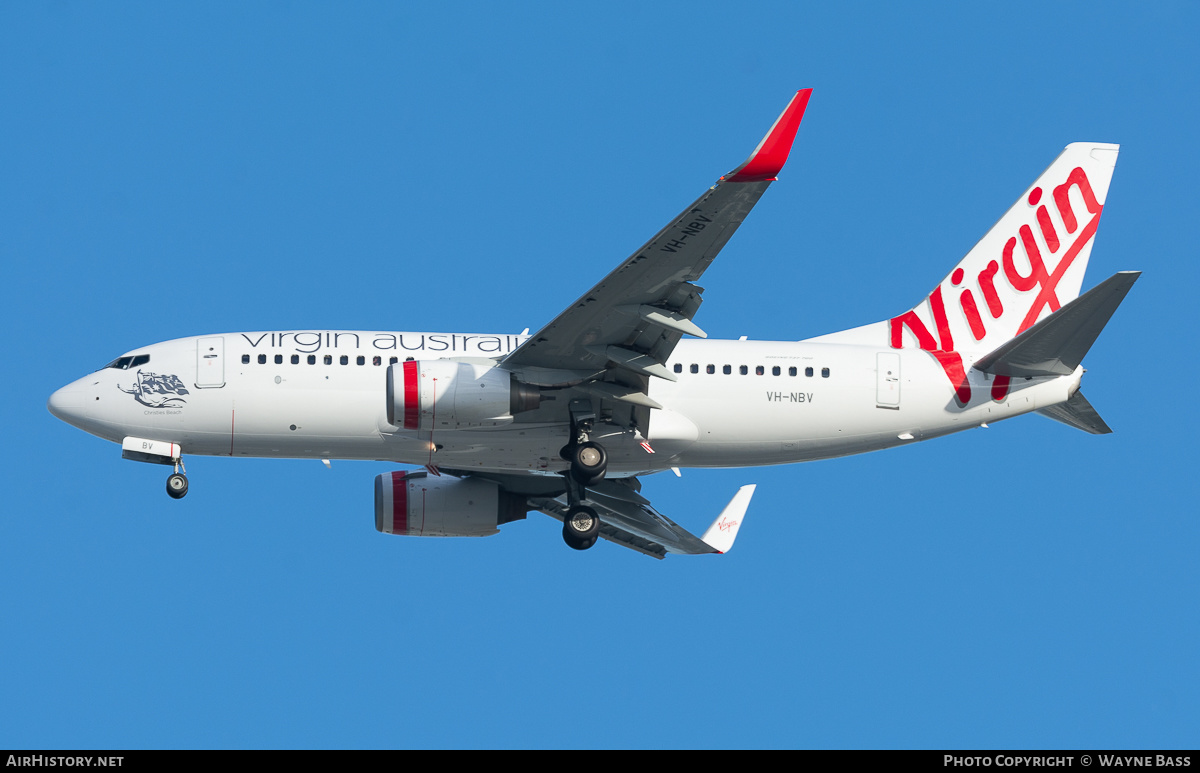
48;89;1138;559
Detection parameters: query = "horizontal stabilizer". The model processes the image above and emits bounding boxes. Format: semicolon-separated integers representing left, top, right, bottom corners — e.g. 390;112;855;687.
1036;390;1112;434
974;271;1140;378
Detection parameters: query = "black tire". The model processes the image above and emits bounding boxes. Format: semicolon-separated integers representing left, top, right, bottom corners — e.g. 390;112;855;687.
563;531;600;552
562;505;600;550
166;473;189;499
570;441;607;486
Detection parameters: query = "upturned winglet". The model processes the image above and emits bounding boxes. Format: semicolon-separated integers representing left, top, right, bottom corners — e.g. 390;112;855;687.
700;484;757;554
724;89;812;182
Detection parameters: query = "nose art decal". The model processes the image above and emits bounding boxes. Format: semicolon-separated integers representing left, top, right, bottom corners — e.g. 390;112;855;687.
117;370;191;408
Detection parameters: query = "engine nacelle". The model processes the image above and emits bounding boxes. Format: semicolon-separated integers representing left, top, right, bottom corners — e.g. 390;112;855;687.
374;471;527;537
386;360;540;430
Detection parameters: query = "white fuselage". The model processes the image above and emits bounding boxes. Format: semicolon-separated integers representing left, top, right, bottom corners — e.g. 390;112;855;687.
49;330;1082;476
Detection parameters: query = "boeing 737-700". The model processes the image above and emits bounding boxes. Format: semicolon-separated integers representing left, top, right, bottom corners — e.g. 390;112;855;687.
47;89;1138;558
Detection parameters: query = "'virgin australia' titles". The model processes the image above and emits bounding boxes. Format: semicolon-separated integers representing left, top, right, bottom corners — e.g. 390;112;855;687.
239;331;527;355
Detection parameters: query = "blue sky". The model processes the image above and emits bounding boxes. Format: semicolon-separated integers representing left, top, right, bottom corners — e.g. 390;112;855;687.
2;2;1197;749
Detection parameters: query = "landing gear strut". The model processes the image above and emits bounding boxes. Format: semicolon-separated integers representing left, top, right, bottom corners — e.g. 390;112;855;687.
562;399;608;487
559;399;608;551
166;459;188;499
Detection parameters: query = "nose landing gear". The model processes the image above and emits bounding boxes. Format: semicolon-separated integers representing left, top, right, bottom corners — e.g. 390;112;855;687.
166;473;188;499
166;459;188;499
119;437;190;499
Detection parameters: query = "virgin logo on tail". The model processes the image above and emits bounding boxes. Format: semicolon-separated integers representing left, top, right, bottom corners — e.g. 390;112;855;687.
889;166;1104;405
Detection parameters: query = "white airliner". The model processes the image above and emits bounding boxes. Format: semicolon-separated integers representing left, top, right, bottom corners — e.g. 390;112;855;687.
48;90;1138;559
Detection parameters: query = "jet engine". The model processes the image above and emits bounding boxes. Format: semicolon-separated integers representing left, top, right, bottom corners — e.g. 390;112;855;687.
374;471;528;537
386;360;540;430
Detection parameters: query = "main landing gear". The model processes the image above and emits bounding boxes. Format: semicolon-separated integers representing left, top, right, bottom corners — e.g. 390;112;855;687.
560;399;608;551
562;504;600;551
570;441;608;487
166;459;188;500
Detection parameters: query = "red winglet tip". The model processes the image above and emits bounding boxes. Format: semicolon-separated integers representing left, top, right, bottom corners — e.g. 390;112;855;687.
726;88;811;183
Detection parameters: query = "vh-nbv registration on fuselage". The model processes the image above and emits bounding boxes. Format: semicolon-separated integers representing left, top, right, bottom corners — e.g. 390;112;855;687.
47;90;1138;559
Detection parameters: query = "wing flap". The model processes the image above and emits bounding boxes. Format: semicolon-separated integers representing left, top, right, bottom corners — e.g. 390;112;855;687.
505;181;771;374
529;478;756;559
531;495;668;559
433;470;756;559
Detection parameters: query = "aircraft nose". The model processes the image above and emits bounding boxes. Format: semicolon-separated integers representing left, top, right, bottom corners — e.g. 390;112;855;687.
47;381;87;426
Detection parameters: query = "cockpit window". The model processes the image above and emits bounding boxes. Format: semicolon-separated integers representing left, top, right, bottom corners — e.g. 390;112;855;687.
103;354;150;370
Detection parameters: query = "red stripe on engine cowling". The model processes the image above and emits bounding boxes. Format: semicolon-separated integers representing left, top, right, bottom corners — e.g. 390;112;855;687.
402;360;419;430
392;473;408;534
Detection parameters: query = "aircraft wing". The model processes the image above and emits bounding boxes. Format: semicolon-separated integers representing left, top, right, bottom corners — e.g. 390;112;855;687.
529;478;756;560
501;90;811;399
445;469;756;559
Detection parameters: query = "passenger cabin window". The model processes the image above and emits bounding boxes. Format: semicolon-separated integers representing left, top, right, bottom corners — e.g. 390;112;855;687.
307;355;316;365
673;363;683;373
275;354;283;364
690;364;699;374
706;364;715;374
241;354;250;364
723;365;731;375
340;355;349;365
291;354;300;364
258;354;267;364
740;365;748;375
323;355;333;365
822;367;831;378
805;367;814;377
390;357;399;365
789;367;797;376
772;366;781;376
373;356;382;366
755;366;764;375
357;356;365;365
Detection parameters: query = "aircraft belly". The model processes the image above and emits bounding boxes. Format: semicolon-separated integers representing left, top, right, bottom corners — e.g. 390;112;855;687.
394;424;659;474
